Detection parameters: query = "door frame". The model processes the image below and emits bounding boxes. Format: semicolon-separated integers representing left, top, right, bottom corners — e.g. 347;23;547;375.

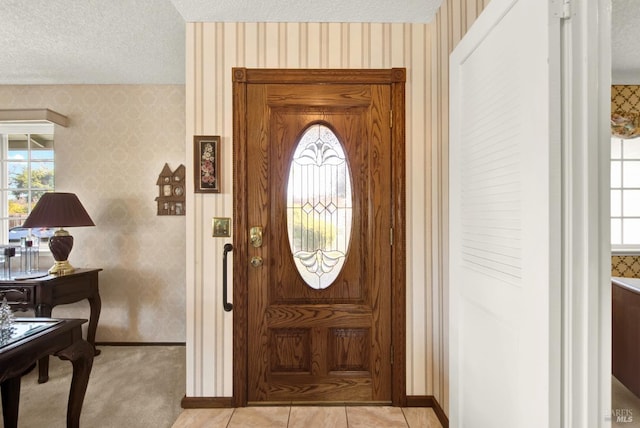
231;67;407;406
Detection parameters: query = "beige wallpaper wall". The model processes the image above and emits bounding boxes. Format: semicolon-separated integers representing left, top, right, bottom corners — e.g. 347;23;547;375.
0;85;186;342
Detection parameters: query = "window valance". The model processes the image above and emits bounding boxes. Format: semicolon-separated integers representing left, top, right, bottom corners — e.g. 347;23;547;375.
612;110;640;139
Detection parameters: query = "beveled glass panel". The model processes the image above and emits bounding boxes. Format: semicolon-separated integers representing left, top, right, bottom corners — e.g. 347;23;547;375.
0;319;61;348
286;124;352;290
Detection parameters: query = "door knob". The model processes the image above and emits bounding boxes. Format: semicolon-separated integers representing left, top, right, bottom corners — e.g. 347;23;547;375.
250;256;263;267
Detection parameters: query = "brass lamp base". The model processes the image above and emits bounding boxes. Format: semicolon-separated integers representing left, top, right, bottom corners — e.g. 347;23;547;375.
48;230;76;275
48;260;76;275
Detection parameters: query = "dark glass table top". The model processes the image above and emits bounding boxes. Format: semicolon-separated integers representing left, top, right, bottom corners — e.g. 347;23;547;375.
0;319;61;349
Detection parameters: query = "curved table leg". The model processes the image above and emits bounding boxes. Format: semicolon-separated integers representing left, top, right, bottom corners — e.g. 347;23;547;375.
56;339;94;428
34;286;102;385
87;293;102;356
35;303;53;383
1;376;21;428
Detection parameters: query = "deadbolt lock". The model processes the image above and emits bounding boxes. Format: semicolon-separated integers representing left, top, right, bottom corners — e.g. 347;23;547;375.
250;226;263;247
250;256;263;267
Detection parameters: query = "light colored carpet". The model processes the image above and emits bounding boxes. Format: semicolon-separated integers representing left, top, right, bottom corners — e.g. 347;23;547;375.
1;345;185;428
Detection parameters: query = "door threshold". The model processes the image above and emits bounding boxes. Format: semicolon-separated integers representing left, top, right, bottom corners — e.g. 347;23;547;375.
246;401;393;407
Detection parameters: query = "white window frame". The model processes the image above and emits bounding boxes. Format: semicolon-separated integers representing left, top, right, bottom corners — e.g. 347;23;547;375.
611;136;640;254
0;122;55;246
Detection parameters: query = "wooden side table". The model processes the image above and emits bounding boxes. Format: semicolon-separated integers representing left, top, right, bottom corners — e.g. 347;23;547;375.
0;268;102;383
0;318;94;428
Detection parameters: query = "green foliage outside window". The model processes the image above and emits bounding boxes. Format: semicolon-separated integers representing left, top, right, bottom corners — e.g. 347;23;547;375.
8;166;54;217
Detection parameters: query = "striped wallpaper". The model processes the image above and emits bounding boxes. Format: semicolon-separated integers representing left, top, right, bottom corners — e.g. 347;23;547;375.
185;0;489;415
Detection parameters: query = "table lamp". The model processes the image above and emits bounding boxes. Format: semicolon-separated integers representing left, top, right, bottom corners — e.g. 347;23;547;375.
21;192;95;275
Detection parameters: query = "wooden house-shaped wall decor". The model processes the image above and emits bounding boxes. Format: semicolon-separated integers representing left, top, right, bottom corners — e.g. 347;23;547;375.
156;163;186;215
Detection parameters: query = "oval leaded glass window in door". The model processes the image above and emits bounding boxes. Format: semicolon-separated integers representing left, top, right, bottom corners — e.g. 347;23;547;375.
286;123;353;290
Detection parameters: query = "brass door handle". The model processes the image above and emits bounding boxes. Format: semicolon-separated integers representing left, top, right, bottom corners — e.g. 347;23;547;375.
250;227;263;247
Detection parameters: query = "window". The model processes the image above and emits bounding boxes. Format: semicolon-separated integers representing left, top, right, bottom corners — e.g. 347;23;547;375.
286;123;353;290
611;136;640;250
0;122;55;244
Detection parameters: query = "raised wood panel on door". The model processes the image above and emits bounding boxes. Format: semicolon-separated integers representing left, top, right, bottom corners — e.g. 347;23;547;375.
233;68;406;406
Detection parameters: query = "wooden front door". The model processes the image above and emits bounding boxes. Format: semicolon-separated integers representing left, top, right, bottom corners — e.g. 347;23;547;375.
233;68;406;405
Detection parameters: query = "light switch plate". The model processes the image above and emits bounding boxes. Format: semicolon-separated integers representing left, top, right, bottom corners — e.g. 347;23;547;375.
212;217;231;237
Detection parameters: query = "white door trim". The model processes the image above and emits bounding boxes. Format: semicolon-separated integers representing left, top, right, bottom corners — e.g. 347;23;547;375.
559;0;611;426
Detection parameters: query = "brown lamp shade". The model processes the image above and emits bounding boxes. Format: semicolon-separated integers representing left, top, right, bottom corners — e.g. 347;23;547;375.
22;192;95;228
21;193;94;275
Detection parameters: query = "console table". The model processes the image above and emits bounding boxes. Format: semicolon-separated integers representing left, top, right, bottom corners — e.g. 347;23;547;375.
0;318;94;428
0;268;102;383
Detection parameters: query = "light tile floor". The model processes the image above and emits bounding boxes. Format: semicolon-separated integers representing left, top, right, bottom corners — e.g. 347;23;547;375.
612;376;640;427
171;379;638;427
172;406;442;428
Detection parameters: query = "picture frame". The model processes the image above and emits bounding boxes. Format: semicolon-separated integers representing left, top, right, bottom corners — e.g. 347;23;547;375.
194;135;221;193
212;217;231;237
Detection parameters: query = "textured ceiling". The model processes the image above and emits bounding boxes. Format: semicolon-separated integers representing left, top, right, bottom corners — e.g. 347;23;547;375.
0;0;185;84
0;0;442;85
171;0;441;23
0;0;633;85
612;0;640;84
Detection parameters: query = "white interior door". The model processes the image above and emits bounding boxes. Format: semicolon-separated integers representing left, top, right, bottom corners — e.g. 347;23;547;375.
449;0;561;427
